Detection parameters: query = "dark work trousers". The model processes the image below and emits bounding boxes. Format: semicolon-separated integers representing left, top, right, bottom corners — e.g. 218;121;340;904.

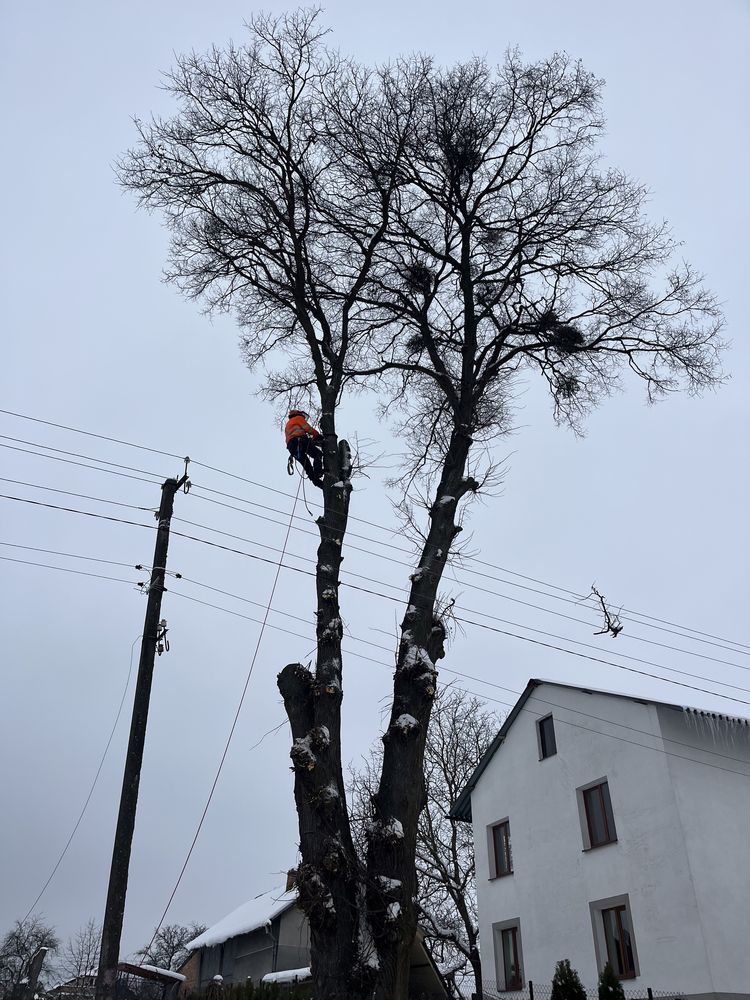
287;435;324;488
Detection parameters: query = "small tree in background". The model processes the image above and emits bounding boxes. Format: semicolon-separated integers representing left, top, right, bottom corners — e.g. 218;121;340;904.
135;924;206;971
551;959;587;1000
60;920;101;982
350;686;499;999
0;916;59;999
598;962;625;1000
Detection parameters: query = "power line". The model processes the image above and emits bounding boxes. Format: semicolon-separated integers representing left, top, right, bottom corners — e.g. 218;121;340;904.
5;491;750;708
6;473;748;679
0;555;143;587
22;635;142;921
5;490;749;706
0;442;163;487
0;408;184;460
171;513;750;679
187;488;750;668
4;544;749;773
161;588;750;779
0;541;149;572
0;434;170;480
172;571;750;699
0;478;155;511
167;572;750;703
3;410;747;655
0;493;156;533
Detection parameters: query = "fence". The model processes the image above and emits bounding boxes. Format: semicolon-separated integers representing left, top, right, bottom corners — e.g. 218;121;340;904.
465;982;686;1000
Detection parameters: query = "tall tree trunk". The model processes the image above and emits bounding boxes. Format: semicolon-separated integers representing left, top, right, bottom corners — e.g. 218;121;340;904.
278;406;370;1000
367;430;477;1000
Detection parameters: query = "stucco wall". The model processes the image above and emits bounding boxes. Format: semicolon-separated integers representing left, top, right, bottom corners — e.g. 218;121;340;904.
658;705;750;995
470;685;742;993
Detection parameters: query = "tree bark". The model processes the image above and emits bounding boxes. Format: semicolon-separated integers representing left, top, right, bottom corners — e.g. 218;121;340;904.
278;408;371;1000
367;430;477;1000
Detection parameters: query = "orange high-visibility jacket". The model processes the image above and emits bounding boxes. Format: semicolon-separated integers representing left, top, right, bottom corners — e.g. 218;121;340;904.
285;414;321;445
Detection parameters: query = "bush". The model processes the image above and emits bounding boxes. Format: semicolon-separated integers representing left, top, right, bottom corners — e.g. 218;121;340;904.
550;959;587;1000
598;962;625;1000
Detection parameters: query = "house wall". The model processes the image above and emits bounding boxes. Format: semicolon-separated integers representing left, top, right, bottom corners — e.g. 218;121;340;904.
658;705;750;995
198;927;275;987
196;908;310;987
178;952;200;996
275;906;311;973
471;685;728;995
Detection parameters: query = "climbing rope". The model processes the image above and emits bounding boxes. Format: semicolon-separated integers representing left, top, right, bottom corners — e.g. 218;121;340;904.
141;476;303;956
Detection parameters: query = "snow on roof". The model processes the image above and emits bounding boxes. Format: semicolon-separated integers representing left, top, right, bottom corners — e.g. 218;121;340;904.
137;966;186;982
261;968;311;985
117;963;186;983
534;677;750;724
187;889;298;950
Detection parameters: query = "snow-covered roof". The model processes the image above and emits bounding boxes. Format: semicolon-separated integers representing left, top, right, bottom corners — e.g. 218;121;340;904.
187;889;297;950
533;677;750;725
261;968;311;985
137;966;186;983
117;963;186;983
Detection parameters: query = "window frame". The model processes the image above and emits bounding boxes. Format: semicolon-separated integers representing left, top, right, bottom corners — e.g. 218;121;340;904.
589;893;640;982
493;920;524;992
582;780;617;848
490;819;513;879
501;926;522;990
601;905;637;980
537;714;557;759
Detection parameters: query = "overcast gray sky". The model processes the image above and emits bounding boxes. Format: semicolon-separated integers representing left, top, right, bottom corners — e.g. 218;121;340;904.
1;0;748;962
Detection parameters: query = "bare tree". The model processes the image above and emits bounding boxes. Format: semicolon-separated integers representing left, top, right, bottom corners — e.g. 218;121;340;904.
0;916;59;1000
120;15;724;1000
134;924;206;972
60;920;100;982
351;686;499;999
346;49;723;997
119;11;415;1000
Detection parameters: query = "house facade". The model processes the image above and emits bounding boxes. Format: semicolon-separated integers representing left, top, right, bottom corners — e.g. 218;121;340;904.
185;889;447;998
451;679;750;998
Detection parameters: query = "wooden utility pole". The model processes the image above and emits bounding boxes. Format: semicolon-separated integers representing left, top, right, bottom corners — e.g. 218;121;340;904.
96;475;186;1000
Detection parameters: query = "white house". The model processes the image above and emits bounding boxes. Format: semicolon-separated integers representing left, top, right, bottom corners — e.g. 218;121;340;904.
450;679;750;998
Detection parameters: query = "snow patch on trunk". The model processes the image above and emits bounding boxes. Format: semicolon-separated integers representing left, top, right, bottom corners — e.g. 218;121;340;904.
393;713;420;734
356;885;380;971
401;644;435;673
367;816;404;842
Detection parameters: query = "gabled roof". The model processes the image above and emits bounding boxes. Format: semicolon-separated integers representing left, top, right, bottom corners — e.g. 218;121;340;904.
187;889;297;950
449;677;750;823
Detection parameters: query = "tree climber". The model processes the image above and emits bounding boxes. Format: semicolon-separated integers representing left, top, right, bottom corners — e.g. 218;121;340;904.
285;408;324;489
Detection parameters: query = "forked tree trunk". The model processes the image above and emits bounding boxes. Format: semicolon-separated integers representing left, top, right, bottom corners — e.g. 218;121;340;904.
281;423;477;1000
